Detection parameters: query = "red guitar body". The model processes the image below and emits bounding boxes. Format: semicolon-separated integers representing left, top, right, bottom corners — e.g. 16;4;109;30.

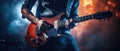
25;13;65;48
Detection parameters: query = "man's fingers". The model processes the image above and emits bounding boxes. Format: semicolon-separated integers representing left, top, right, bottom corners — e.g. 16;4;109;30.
70;18;73;22
37;20;43;30
65;18;73;28
65;20;69;28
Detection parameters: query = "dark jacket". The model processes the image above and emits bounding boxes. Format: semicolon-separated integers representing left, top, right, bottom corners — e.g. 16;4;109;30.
22;0;79;20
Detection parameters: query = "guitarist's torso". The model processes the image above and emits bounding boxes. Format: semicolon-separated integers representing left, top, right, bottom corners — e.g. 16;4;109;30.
37;0;68;18
26;10;113;48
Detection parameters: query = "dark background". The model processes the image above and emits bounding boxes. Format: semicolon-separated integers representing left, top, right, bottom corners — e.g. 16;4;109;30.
0;0;120;51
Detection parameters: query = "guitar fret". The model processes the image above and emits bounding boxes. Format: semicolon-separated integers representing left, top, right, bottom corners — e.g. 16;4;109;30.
91;15;93;19
83;17;85;21
86;16;89;20
81;18;83;21
83;16;89;20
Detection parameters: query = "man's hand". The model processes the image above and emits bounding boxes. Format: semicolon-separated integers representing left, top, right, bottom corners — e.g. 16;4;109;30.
65;18;77;29
37;20;43;31
65;19;73;28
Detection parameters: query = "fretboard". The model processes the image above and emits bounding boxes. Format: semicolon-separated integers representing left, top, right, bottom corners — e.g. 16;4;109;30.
58;10;113;27
58;14;95;27
73;14;94;23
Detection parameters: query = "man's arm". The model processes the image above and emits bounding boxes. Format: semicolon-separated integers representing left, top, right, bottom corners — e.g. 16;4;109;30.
70;0;79;18
21;0;40;24
65;0;79;29
21;0;53;32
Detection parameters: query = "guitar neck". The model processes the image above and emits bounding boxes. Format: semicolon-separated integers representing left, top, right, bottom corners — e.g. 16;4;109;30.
58;10;113;27
73;14;94;23
58;14;95;27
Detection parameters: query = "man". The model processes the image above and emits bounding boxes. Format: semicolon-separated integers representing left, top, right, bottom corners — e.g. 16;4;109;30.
21;0;80;51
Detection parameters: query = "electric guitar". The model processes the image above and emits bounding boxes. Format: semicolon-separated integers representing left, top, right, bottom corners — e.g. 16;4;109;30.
25;10;113;48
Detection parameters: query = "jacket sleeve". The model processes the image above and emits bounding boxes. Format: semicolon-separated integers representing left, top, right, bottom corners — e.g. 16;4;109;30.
67;0;79;29
69;0;79;19
21;0;37;18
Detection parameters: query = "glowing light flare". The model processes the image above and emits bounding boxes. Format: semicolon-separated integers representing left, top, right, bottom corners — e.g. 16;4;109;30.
8;1;30;35
107;1;116;7
104;7;109;10
73;0;114;40
115;11;120;17
78;0;96;16
83;0;93;7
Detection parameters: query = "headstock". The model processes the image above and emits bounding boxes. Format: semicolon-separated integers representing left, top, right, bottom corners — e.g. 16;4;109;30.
93;10;113;20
